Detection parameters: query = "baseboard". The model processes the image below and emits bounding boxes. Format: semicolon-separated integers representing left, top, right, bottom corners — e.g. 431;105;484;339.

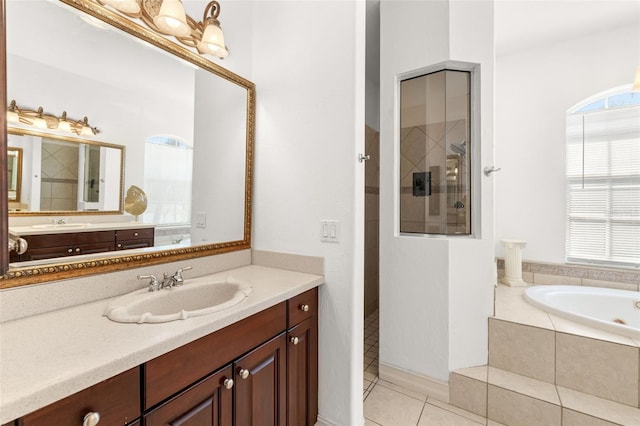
315;414;339;426
379;362;449;403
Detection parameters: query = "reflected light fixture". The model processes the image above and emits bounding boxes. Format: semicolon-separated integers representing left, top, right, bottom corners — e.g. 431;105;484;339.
96;0;230;59
6;100;99;136
633;66;640;92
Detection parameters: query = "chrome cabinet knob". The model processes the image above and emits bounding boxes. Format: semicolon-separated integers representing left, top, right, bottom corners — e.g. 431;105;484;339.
223;378;234;389
290;336;299;345
75;247;81;253
238;368;250;379
67;248;73;253
133;232;139;237
83;411;100;426
300;304;310;312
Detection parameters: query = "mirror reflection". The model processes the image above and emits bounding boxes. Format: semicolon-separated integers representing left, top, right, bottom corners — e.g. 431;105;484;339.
7;147;22;204
5;0;251;270
7;129;124;213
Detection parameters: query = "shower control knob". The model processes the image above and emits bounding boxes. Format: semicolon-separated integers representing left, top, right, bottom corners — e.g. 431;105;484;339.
300;304;310;312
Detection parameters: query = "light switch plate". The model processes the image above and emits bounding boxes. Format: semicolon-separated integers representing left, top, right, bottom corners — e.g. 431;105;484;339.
195;212;207;229
320;220;340;243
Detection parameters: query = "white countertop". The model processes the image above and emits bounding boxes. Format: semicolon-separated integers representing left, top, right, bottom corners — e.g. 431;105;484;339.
0;265;323;423
9;221;155;236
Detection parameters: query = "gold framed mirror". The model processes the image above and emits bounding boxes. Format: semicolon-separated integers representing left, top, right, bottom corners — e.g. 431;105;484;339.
1;0;255;288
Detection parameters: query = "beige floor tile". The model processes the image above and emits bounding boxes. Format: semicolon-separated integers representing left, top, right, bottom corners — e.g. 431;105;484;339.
364;370;378;382
488;319;555;382
488;385;561;426
557;386;640;426
364;383;425;426
417;403;483;425
454;365;488;382
426;399;487;424
556;333;639;406
365;417;383;425
376;378;428;402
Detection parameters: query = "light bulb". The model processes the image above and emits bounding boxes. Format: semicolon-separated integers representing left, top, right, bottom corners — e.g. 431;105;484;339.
197;20;228;58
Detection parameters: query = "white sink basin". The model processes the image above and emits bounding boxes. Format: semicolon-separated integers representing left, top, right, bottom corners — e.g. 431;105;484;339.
104;278;252;324
31;223;90;229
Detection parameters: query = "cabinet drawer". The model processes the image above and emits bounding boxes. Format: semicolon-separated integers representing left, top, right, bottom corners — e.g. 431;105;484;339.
144;302;287;409
288;287;318;327
20;367;140;426
24;230;115;247
116;228;154;242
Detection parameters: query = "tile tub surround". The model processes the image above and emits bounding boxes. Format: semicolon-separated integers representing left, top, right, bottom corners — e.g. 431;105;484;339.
0;264;324;423
496;258;640;290
450;285;640;425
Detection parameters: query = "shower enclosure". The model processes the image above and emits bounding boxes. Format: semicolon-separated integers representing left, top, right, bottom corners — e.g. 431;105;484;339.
399;69;471;235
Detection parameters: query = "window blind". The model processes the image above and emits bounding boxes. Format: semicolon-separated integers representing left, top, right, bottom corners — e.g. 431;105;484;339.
566;104;640;267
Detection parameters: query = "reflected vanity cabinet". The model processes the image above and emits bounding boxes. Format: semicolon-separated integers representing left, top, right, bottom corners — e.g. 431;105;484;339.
7;287;318;426
9;227;154;262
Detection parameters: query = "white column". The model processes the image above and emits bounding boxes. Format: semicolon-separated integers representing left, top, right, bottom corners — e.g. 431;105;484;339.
500;239;527;286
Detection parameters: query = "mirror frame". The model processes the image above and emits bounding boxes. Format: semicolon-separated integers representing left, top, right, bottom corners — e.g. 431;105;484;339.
8;127;125;215
0;0;255;289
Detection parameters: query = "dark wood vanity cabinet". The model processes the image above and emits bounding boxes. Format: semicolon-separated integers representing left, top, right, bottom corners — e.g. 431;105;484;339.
18;367;141;426
10;227;154;262
10;288;318;426
15;231;116;262
116;228;155;251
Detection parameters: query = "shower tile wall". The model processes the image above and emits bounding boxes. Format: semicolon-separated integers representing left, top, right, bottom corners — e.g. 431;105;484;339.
40;141;78;211
400;119;466;234
365;126;380;317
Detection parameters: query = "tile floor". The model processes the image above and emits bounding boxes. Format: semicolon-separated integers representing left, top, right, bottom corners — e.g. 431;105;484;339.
363;310;491;426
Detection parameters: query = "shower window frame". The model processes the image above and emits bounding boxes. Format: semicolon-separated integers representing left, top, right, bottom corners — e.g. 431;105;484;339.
396;61;481;238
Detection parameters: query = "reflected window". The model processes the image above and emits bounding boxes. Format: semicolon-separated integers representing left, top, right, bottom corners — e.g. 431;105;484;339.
566;86;640;267
399;69;472;235
143;135;193;234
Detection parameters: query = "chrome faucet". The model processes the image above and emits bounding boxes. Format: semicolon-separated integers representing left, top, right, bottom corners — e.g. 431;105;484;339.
138;266;192;292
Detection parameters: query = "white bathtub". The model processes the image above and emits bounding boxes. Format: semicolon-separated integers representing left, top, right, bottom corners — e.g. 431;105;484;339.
524;285;640;340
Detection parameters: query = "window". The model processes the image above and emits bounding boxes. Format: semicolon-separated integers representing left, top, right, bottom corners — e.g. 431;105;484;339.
566;86;640;267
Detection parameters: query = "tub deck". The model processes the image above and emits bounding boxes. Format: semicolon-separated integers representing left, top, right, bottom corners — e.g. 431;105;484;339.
494;284;640;348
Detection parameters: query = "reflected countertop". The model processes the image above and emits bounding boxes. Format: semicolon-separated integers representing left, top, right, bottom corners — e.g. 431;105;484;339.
0;264;324;423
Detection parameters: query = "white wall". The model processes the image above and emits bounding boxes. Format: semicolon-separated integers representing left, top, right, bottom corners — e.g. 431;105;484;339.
250;2;366;425
495;24;640;264
380;0;494;382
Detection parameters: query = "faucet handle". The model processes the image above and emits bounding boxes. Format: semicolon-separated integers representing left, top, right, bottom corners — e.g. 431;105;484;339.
173;266;192;286
138;274;160;292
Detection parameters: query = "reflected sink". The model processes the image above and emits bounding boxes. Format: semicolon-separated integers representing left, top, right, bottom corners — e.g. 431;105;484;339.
31;223;90;229
104;278;252;324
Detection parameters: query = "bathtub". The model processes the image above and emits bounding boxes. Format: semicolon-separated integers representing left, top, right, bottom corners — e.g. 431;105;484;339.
523;285;640;340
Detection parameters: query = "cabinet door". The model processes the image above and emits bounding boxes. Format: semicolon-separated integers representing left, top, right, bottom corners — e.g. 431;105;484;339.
287;318;318;426
234;334;287;426
144;365;233;426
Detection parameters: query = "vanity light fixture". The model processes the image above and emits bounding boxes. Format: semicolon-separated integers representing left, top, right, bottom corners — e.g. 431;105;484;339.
5;100;99;136
96;0;230;59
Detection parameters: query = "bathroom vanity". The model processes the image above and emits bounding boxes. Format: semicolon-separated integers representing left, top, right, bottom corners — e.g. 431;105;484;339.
8;224;155;262
0;265;321;426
